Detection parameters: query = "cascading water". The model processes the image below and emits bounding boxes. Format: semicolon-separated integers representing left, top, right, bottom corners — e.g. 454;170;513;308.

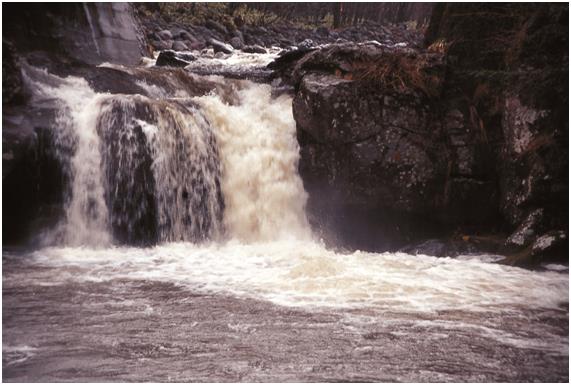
197;82;311;242
5;53;568;382
22;65;224;246
22;62;309;246
22;66;112;246
96;96;223;244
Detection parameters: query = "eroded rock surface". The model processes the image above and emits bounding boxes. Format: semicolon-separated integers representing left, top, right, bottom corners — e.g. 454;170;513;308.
280;4;568;263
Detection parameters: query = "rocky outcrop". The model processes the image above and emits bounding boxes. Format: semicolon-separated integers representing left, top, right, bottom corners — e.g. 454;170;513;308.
281;4;568;264
429;4;568;264
287;44;498;251
3;3;149;66
294;73;449;250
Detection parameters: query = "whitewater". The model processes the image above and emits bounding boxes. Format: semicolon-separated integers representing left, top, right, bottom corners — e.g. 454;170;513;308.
3;51;568;382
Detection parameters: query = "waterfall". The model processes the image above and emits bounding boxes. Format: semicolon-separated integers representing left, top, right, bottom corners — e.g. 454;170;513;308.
23;66;226;246
23;66;112;246
96;96;223;244
22;64;308;246
197;82;311;242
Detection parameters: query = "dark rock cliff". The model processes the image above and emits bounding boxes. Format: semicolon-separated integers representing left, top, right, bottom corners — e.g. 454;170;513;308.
427;3;569;265
285;4;568;265
3;3;148;66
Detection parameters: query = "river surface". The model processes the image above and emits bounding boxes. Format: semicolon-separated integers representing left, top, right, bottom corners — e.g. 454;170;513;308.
3;49;569;382
3;243;568;382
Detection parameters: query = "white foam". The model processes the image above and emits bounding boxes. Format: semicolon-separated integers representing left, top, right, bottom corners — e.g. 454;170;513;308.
23;65;112;247
196;83;311;242
184;48;279;75
28;241;568;315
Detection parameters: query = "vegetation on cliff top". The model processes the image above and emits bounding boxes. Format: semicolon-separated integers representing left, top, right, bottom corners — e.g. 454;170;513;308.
137;3;432;31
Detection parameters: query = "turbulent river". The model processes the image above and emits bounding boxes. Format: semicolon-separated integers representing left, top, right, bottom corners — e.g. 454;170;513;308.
3;50;569;382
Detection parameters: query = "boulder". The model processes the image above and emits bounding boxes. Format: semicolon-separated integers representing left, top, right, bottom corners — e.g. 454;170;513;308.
298;39;316;50
156;29;173;41
171;28;193;41
207;38;233;54
172;41;189;51
176;52;197;62
233;30;244;42
151;39;173;51
242;45;267;54
188;41;206;51
229;36;243;50
531;230;568;259
155;50;191;67
287;43;513;251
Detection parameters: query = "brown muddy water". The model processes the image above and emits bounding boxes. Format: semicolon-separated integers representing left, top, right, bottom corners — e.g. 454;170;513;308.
3;246;568;382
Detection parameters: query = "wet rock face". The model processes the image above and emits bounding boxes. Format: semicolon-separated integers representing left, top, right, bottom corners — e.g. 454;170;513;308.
2;40;25;105
292;62;458;250
97;101;159;246
286;4;568;261
289;44;502;251
498;86;568;255
3;3;148;66
3;124;68;245
294;73;448;216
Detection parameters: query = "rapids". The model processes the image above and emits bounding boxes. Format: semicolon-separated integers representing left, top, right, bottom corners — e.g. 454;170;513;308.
3;51;569;382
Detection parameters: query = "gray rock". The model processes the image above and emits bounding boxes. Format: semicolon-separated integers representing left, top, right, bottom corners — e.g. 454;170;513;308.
172;41;189;51
229;36;243;50
298;39;315;50
5;3;148;66
188;41;206;51
532;230;567;255
242;45;266;54
233;30;244;42
293;70;450;250
151;40;173;51
171;28;193;41
176;52;196;62
207;38;233;54
505;209;545;247
156;29;173;41
155;50;191;67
